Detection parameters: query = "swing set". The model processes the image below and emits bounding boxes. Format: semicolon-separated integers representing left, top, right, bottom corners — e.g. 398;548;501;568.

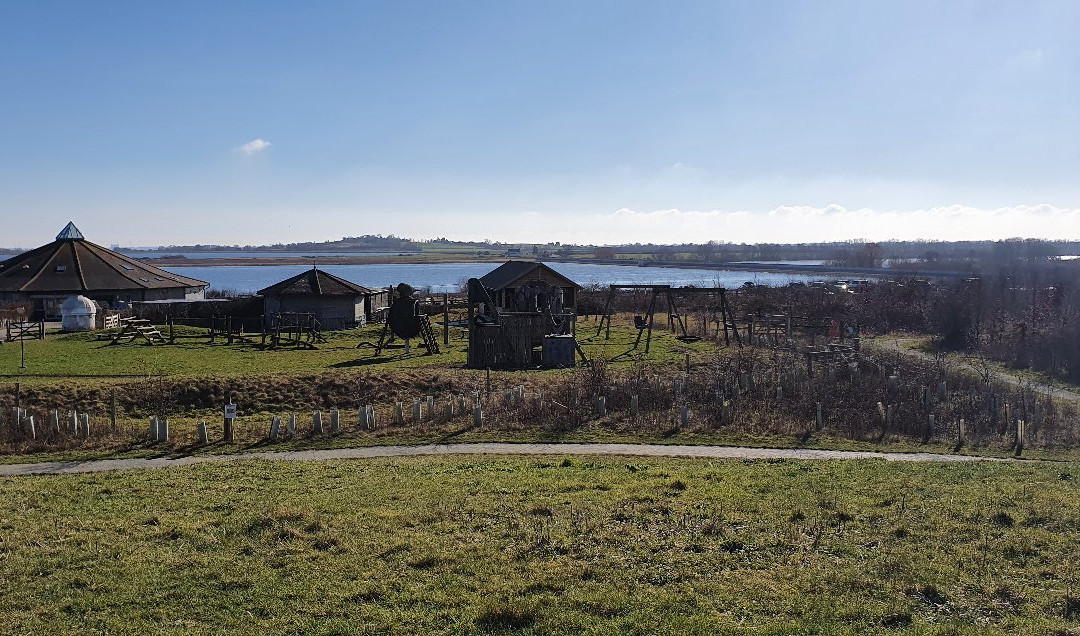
594;284;742;353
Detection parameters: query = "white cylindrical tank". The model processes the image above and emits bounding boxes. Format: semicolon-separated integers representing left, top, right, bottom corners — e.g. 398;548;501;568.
61;295;97;332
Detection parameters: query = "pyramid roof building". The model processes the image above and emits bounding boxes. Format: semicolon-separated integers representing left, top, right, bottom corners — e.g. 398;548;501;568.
258;268;374;297
0;223;208;302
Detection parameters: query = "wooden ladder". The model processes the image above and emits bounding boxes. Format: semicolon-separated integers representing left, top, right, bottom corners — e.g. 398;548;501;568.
418;315;440;354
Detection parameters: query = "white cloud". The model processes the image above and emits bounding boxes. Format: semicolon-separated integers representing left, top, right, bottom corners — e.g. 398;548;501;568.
1003;49;1046;73
585;204;1080;244
235;138;272;156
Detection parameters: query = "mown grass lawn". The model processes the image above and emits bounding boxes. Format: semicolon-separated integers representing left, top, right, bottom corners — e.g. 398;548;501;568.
2;456;1079;634
0;315;714;387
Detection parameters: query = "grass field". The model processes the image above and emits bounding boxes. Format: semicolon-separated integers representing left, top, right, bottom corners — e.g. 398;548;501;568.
2;455;1079;634
0;316;713;386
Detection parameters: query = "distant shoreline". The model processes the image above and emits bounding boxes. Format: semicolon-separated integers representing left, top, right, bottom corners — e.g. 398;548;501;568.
142;254;968;280
141;255;507;267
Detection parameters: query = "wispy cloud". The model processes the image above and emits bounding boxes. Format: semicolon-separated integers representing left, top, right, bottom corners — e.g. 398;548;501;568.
235;138;272;156
590;204;1080;244
1003;49;1046;73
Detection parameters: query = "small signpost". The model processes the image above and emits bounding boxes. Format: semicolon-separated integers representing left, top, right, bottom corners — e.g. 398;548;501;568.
223;397;237;442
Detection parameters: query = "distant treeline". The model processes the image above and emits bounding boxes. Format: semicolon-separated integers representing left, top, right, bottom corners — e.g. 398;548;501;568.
118;237;1080;266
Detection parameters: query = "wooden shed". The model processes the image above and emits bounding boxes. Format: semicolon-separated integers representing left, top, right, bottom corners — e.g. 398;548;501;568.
257;268;386;330
467;261;581;369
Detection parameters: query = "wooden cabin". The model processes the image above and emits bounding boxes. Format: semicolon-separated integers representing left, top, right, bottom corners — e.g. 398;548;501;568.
257;268;387;330
467;261;581;369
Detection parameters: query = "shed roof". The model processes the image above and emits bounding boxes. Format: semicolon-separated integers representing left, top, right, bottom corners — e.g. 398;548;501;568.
257;268;375;297
0;223;208;294
478;261;581;290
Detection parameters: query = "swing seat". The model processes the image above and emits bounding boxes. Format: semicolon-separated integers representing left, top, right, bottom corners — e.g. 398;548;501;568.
633;315;647;330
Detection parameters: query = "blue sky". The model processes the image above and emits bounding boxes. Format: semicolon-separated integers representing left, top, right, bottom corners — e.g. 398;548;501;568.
1;1;1077;247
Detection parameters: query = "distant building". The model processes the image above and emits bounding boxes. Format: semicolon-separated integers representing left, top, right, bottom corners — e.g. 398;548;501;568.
0;222;208;319
506;247;522;257
257;268;389;329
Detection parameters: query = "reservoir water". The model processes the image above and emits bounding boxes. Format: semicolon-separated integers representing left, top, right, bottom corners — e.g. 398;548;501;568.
161;261;822;294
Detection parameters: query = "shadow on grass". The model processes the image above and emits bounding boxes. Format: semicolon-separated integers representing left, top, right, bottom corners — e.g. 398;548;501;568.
330;352;435;368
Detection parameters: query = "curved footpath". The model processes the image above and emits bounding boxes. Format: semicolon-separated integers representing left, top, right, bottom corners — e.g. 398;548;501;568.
0;442;1015;477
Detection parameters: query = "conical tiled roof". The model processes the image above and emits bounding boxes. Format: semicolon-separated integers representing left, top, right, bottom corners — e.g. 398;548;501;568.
258;268;373;297
0;224;208;293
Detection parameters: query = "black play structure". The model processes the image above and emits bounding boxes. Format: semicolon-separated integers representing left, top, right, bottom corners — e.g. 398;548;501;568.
593;284;742;353
370;284;440;357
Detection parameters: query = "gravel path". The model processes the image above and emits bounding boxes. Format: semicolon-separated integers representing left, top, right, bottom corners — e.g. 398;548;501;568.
0;442;1013;477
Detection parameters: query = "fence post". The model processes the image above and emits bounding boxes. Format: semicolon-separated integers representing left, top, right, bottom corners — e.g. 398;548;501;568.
223;392;235;443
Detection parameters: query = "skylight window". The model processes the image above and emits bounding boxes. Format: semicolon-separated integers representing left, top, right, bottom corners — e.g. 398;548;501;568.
55;265;67;272
122;264;135;271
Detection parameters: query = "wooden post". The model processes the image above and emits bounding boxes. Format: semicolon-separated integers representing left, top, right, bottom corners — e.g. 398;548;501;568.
313;410;324;434
630;395;639;417
269;416;281;441
473;402;483;428
223;392;234;443
644;288;657;353
197;421;209;444
443;292;450;346
486;368;491;396
109;390;117;431
685;353;691;375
